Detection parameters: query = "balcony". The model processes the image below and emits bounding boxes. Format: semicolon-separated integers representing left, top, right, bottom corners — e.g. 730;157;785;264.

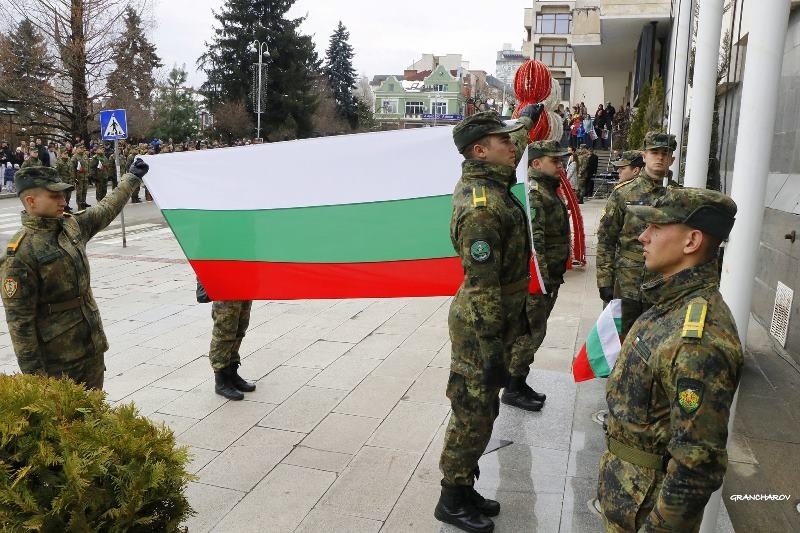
571;0;672;77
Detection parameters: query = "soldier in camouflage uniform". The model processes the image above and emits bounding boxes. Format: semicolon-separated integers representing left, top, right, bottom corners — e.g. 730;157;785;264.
435;105;543;533
598;187;742;532
71;144;90;209
90;146;111;202
503;140;570;412
128;146;143;203
207;298;257;400
596;132;680;334
55;150;74;212
0;160;148;389
609;150;644;186
20;148;42;169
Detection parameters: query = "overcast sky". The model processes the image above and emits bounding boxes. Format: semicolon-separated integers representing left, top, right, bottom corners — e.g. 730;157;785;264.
150;0;534;88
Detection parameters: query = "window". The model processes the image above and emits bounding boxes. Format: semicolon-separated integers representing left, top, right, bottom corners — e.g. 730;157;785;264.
431;84;448;92
432;101;447;115
536;13;572;34
381;99;398;114
535;45;573;67
405;101;425;116
556;77;571;101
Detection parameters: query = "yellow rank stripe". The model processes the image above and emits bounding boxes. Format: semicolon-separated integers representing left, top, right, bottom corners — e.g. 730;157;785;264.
472;186;487;208
6;232;26;254
682;300;707;339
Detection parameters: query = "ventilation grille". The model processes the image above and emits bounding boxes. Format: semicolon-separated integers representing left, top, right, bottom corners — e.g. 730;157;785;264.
769;281;794;347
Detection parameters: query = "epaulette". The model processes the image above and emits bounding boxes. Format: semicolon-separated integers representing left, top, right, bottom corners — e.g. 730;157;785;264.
612;179;635;192
73;209;86;215
682;297;708;340
6;231;27;255
472;186;488;208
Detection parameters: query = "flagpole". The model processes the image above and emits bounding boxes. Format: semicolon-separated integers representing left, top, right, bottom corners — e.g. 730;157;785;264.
113;139;127;248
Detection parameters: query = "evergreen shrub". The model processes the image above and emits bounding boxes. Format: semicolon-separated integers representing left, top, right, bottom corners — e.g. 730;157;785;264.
0;374;194;532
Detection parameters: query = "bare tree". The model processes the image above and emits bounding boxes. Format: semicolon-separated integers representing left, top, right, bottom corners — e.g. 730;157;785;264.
2;0;143;143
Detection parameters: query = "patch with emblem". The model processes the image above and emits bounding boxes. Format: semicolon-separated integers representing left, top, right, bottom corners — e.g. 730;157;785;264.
676;378;704;414
633;336;651;361
469;240;492;263
2;277;18;298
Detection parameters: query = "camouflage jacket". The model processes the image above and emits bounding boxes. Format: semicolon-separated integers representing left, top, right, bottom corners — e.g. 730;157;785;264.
90;154;110;181
71;154;89;181
527;168;569;287
604;260;743;531
596;171;680;299
0;174;142;374
449;120;532;379
21;157;42;169
576;149;589;179
56;158;74;185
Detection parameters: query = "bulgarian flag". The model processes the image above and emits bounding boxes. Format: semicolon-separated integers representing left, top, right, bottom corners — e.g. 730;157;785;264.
573;299;623;381
142;126;537;300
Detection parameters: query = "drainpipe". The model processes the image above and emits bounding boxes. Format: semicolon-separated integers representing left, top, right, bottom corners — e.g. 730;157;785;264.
668;0;693;178
701;1;791;531
683;0;724;187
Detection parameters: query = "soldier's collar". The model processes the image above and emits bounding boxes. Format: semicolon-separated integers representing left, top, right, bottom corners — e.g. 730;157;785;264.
642;260;719;308
528;168;561;184
462;160;517;187
21;211;66;230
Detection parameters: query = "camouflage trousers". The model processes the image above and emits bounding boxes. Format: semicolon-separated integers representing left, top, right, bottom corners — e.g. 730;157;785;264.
507;286;560;377
620;298;652;337
439;372;501;486
95;176;109;202
597;451;682;532
75;175;88;207
209;300;252;371
35;351;105;390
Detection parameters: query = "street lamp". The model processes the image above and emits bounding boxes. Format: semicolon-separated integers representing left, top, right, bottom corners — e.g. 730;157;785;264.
252;40;270;140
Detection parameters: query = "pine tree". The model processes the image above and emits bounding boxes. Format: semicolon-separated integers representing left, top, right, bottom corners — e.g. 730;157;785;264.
150;66;200;141
107;7;162;139
198;0;320;139
323;21;358;128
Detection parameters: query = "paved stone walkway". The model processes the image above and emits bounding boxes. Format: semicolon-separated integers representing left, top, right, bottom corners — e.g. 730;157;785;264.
0;199;738;532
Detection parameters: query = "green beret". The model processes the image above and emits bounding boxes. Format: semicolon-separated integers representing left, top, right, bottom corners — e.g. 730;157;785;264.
628;187;737;239
15;166;74;195
452;111;524;153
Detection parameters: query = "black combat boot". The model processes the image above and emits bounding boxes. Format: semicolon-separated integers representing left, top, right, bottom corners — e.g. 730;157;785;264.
214;371;244;400
501;376;544;411
224;362;256;392
519;379;547;402
465;485;500;517
434;484;494;533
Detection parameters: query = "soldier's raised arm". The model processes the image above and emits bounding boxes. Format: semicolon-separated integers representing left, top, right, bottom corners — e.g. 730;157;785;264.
75;158;148;239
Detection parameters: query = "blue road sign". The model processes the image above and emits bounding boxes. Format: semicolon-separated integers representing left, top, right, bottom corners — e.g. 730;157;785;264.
99;109;128;140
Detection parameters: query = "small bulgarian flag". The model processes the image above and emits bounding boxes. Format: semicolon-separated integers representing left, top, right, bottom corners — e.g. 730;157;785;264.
142;126;541;301
573;299;623;382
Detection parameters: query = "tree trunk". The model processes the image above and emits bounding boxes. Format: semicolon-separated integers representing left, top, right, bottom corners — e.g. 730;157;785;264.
70;0;89;145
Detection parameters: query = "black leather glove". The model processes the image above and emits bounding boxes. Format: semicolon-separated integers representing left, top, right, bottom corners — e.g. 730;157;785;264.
480;358;509;389
128;157;149;178
599;286;614;302
518;103;544;123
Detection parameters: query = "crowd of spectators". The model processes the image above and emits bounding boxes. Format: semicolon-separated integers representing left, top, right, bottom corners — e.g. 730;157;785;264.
553;101;631;151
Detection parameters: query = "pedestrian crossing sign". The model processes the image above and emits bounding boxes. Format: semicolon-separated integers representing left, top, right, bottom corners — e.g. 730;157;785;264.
99;109;128;140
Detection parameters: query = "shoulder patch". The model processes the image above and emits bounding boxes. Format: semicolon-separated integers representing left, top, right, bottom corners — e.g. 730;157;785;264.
677;377;704;415
6;231;27;255
469;239;492;263
682;297;708;339
472;186;488;208
2;277;19;297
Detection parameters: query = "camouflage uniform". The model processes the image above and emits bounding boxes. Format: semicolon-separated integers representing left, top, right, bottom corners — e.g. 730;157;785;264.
90;149;111;202
596;133;680;334
0;166;142;389
440;112;533;487
209;300;253;371
508;141;570;378
20;156;42;169
71;148;90;208
56;153;74;207
609;150;644;185
598;188;742;532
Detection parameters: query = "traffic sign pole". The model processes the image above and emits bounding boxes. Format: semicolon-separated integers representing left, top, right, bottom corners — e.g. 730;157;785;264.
113;139;127;248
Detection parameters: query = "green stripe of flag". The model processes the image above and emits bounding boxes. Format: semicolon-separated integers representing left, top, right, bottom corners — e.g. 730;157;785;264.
585;326;611;377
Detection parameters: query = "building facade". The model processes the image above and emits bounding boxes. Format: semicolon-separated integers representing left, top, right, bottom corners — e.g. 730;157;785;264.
372;64;464;128
523;0;604;107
